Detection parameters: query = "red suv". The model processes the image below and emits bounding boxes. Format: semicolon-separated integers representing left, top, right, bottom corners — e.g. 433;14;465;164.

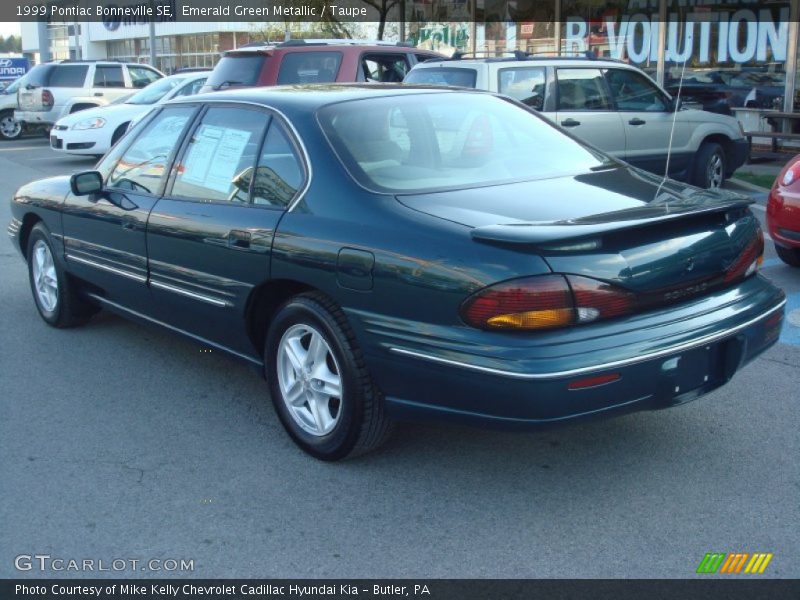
200;39;444;92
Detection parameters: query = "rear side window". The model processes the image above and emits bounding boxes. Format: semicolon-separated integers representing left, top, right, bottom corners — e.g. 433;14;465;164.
205;55;265;89
22;64;54;87
404;67;477;88
277;52;342;84
498;67;546;109
556;68;612;111
172;107;270;203
359;53;408;83
94;65;124;88
48;65;89;87
252;123;304;207
106;106;195;195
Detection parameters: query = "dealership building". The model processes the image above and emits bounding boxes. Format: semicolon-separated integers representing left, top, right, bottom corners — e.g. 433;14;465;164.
16;0;800;114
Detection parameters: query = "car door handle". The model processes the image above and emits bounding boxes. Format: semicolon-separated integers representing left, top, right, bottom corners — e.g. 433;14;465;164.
561;118;581;127
94;92;104;97
228;229;251;249
628;118;646;125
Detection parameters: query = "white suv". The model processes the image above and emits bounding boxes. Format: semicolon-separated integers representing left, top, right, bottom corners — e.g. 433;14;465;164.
15;60;163;133
405;55;750;188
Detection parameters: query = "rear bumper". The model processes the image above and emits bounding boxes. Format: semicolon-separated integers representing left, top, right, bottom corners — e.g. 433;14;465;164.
727;138;750;175
15;109;56;128
767;192;800;249
353;276;785;429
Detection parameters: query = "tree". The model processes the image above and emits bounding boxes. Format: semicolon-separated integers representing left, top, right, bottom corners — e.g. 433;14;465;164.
359;0;400;40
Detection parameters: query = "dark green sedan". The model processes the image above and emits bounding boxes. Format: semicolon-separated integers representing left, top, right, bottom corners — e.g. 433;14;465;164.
8;85;786;460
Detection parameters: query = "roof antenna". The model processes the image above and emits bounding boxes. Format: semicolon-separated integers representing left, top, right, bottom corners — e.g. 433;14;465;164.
655;55;688;208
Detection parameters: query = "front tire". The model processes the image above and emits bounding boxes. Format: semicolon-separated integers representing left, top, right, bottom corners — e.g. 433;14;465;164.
691;142;726;189
265;293;392;460
0;110;22;140
26;223;96;327
775;244;800;267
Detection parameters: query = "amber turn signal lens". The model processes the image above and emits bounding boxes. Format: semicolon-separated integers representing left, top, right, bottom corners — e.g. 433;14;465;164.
486;308;573;329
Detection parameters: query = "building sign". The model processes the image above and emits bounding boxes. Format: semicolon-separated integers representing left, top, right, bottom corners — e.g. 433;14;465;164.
101;0;176;32
564;6;789;65
0;57;28;80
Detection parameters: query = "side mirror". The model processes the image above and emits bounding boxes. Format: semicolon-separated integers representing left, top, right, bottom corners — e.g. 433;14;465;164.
670;97;683;112
70;171;103;196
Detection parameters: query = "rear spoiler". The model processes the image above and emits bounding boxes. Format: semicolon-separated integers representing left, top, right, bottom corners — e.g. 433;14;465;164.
470;197;754;246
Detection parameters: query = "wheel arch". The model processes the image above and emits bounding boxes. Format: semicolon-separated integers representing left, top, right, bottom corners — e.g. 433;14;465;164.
69;103;100;114
245;278;319;357
18;212;43;260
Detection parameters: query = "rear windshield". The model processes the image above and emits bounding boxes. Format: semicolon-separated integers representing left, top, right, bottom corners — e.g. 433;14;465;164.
277;51;342;84
319;93;606;194
404;67;477;88
48;65;89;87
205;54;265;89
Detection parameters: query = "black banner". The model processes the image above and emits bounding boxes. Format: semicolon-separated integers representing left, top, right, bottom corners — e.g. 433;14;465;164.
4;0;794;23
2;580;800;600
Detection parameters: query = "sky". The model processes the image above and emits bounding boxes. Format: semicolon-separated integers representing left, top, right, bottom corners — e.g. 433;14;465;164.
0;22;21;38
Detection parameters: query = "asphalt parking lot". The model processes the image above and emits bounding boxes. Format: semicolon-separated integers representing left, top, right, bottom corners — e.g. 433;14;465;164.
1;136;798;579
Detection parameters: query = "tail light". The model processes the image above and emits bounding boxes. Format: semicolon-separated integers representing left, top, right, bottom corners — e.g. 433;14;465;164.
460;274;636;331
42;89;54;109
724;228;764;283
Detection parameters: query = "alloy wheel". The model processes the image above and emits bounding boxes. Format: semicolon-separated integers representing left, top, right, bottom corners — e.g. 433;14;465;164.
32;239;59;313
276;323;343;436
0;115;21;139
706;152;724;189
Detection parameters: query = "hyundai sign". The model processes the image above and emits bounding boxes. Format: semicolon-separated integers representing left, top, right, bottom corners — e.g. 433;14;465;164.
0;58;29;81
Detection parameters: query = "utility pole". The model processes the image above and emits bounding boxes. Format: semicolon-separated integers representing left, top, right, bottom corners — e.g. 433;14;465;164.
149;0;157;67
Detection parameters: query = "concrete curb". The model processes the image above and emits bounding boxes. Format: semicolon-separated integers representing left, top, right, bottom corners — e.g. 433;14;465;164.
728;177;772;194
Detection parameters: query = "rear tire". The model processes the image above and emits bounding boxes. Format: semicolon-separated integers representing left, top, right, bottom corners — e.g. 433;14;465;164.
691;142;726;189
775;244;800;267
26;223;97;327
0;110;22;140
265;293;392;460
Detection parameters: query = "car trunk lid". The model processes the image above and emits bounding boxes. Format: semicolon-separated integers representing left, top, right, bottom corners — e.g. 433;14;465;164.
397;166;759;295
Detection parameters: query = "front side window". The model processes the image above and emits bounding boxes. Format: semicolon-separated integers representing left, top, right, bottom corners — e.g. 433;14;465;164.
404;67;477;88
359;53;409;83
605;68;668;112
277;52;342;84
128;66;161;88
252;123;305;208
94;65;124;88
556;68;612;111
319;93;607;193
498;67;546;109
106;106;195;194
172;107;270;203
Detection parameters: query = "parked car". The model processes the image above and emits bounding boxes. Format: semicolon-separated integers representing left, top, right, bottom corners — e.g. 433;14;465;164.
199;39;443;94
664;68;785;115
405;55;750;189
9;85;785;459
15;60;163;133
767;155;800;267
49;71;208;157
0;76;26;140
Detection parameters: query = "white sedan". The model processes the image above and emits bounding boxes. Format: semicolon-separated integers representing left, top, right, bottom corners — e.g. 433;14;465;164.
49;71;208;157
